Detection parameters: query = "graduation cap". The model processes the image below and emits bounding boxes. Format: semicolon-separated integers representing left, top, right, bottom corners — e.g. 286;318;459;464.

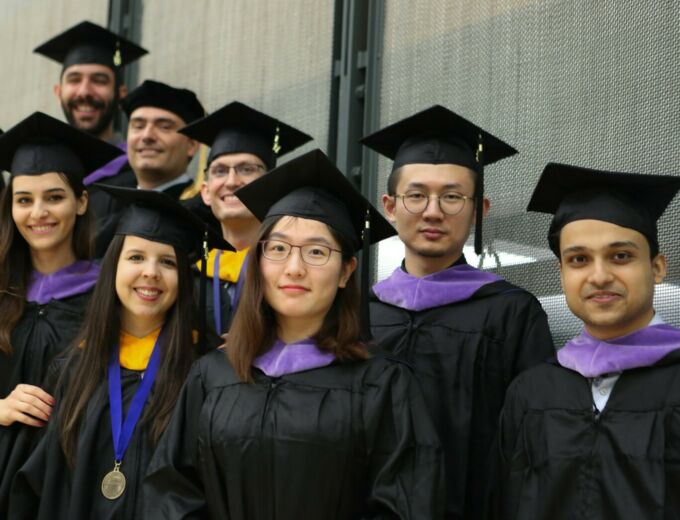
95;185;235;351
235;148;395;340
0;112;123;186
527;162;680;257
34;20;147;71
94;185;233;259
361;104;517;254
178;101;313;169
120;80;205;125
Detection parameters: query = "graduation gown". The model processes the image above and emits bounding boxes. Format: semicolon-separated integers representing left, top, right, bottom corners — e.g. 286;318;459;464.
194;249;248;335
144;349;445;519
9;356;155;520
369;278;554;520
491;352;680;520
0;292;92;516
89;167;137;258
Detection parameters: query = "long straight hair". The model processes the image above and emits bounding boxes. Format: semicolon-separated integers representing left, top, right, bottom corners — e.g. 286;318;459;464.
58;234;197;466
0;174;93;355
227;215;368;382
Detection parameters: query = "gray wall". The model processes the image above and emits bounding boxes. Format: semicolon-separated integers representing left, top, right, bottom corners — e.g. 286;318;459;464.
0;0;108;128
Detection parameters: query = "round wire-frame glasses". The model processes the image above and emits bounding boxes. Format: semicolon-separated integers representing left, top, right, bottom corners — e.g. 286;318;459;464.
260;239;342;266
394;190;472;215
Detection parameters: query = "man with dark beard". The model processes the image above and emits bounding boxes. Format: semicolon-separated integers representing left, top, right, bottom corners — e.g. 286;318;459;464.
362;105;554;519
34;20;148;256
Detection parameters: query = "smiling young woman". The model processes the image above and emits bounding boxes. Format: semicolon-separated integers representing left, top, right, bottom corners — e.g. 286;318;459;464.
0;112;122;516
144;150;444;519
8;187;231;519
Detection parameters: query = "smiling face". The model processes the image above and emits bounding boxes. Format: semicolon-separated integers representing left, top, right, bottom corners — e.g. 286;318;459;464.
559;219;667;340
260;216;356;338
383;163;488;276
127;106;198;187
11;172;87;261
115;235;179;336
54;63;121;139
201;152;266;223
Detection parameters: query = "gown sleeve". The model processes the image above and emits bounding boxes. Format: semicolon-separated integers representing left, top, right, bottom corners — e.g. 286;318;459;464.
508;296;555;374
144;362;208;520
483;375;529;520
361;360;445;519
7;406;58;520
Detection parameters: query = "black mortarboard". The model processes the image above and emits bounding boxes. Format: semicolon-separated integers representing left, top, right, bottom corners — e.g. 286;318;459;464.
120;80;205;125
94;185;233;259
527;162;680;257
361;105;517;254
235;149;395;340
0;112;123;185
34;21;147;71
178;101;313;169
235;149;394;249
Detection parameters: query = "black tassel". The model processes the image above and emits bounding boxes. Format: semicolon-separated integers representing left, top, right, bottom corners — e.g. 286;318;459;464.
474;133;484;255
360;209;372;342
198;228;209;354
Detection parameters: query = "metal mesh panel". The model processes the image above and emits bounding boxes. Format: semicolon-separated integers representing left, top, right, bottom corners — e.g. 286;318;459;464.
0;0;108;128
136;0;335;172
375;0;680;345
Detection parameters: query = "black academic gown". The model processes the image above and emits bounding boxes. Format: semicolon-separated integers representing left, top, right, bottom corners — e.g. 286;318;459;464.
369;276;554;520
192;269;233;336
9;356;156;520
0;292;91;516
144;349;445;519
90;167;137;258
490;352;680;520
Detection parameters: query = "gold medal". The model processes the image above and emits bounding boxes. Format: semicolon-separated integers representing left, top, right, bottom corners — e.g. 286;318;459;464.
101;461;126;500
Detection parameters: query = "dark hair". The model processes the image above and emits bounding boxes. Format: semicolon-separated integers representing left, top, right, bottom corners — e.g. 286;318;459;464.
387;164;478;195
227;215;368;382
58;234;197;466
0;174;93;355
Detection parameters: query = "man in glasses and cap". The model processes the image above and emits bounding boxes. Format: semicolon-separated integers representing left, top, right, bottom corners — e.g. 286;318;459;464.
362;105;554;519
179;101;312;333
488;164;680;519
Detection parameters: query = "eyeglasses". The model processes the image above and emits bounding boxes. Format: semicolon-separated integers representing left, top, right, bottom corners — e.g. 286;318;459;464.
394;190;472;215
206;162;265;178
260;239;342;266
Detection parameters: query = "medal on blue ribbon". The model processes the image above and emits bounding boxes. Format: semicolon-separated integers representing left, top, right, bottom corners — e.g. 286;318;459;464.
102;328;165;500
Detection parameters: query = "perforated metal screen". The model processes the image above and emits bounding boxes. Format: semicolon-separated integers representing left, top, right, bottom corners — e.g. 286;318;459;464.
0;0;108;128
135;0;335;170
374;0;680;346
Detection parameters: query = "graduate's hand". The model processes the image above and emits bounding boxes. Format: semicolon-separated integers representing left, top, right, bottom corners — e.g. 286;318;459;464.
0;384;54;427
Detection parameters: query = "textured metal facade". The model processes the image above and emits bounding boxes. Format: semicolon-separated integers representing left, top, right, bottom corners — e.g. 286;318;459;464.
373;0;680;344
0;0;108;128
135;0;335;160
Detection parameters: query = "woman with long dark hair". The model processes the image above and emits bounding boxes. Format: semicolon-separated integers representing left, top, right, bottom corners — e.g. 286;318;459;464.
145;150;444;519
9;187;230;519
0;112;122;515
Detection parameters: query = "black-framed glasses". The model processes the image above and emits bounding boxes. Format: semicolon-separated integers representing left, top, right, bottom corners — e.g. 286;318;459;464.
260;239;342;266
395;190;472;215
205;162;265;178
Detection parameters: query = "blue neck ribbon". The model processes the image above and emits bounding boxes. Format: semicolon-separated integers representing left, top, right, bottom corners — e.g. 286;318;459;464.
212;249;222;334
107;328;164;463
